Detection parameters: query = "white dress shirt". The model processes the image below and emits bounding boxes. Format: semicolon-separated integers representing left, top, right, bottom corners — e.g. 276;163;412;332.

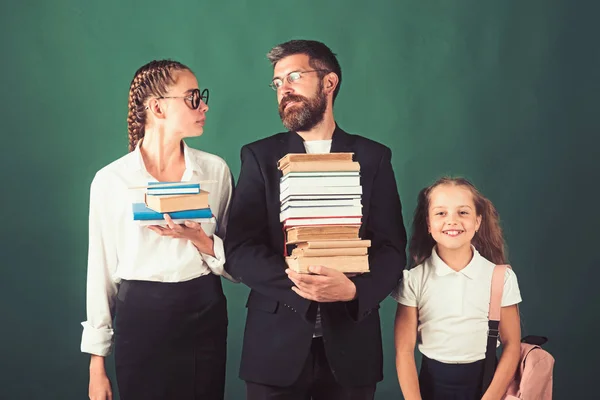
80;139;233;356
302;139;333;338
391;246;522;363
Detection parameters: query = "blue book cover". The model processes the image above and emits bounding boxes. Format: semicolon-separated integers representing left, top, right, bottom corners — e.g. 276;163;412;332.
132;203;212;221
147;181;201;195
148;181;200;189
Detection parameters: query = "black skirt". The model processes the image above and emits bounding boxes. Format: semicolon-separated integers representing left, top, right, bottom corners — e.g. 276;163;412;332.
114;273;227;400
419;355;485;400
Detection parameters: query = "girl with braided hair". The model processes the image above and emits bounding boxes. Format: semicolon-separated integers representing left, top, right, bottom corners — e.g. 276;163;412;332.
81;60;233;400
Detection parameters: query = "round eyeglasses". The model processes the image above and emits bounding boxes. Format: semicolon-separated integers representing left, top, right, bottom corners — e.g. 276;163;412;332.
269;70;330;90
156;88;209;109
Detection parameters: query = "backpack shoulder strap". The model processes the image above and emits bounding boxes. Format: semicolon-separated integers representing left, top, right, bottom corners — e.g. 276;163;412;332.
481;264;511;394
489;264;510;320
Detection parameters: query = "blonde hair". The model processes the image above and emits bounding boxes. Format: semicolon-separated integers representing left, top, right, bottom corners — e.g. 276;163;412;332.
127;60;191;152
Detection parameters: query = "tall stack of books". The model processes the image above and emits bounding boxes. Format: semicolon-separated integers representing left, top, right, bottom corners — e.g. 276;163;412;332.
278;153;370;273
131;182;216;226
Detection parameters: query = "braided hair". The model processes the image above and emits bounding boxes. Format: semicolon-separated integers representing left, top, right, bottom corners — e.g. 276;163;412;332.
127;60;190;152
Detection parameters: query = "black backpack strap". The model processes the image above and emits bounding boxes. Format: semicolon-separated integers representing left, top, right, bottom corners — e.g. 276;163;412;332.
481;265;509;395
482;319;500;393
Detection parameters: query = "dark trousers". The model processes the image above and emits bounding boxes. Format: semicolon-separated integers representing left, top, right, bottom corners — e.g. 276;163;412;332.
246;337;376;400
419;356;485;400
114;273;227;400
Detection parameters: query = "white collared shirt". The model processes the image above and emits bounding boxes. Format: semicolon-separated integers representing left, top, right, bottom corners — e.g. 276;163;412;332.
391;246;522;363
80;140;233;356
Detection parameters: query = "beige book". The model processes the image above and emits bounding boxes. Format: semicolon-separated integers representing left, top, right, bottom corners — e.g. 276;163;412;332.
291;247;368;257
145;191;209;213
278;152;354;169
281;161;360;175
286;233;360;244
286;225;360;244
285;255;369;274
296;240;371;249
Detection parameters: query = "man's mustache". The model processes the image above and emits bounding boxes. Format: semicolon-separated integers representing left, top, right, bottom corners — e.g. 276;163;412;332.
280;95;308;111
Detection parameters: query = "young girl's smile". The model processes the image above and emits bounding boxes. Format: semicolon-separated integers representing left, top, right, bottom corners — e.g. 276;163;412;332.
428;184;482;252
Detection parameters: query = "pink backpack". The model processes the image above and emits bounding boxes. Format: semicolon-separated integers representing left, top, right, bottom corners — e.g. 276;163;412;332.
481;265;555;399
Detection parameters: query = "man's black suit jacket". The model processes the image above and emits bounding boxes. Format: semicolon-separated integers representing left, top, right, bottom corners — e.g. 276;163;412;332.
224;125;407;387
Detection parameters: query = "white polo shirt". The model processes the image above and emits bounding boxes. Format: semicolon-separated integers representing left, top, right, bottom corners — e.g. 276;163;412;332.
391;246;522;363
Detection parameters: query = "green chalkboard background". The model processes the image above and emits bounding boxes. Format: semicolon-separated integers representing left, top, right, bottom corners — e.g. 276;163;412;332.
2;0;598;398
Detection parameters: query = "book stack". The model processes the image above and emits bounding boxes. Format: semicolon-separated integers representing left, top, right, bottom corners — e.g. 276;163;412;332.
131;182;216;226
278;153;370;274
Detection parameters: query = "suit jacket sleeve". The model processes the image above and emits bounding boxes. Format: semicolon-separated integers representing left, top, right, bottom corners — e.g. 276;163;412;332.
224;145;311;316
349;146;407;321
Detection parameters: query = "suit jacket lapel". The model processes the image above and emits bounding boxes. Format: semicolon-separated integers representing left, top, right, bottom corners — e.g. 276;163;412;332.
276;131;306;170
330;124;354;154
286;131;307;155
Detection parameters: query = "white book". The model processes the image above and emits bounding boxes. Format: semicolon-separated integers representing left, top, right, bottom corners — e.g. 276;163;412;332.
283;217;362;227
280;186;362;202
280;176;361;193
281;171;360;180
280;205;362;222
281;198;362;209
282;194;361;202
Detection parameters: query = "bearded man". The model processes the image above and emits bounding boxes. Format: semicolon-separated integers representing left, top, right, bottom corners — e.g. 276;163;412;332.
225;39;407;400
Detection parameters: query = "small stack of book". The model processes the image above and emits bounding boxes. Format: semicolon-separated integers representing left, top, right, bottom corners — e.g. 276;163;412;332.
277;153;370;273
131;182;215;226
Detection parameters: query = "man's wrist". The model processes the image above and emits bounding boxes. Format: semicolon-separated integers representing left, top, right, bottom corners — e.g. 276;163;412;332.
346;281;357;301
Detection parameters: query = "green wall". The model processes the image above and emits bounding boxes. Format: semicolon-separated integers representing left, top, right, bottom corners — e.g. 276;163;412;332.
2;0;598;398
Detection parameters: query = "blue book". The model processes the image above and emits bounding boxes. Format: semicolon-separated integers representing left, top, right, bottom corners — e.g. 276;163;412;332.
132;203;212;221
147;182;201;195
148;181;200;188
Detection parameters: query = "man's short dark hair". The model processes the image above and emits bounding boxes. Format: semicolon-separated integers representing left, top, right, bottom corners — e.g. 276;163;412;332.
267;40;342;103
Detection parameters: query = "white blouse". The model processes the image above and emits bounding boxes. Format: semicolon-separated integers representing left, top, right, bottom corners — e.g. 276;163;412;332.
80;140;233;356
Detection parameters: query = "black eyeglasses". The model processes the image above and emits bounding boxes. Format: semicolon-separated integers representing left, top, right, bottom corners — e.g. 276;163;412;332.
270;70;330;90
156;88;209;109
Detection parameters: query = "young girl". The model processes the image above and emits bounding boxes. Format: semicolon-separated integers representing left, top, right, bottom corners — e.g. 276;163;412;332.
393;177;522;400
81;60;233;400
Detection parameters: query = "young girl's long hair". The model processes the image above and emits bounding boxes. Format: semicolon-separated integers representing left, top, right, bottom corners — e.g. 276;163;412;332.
409;177;507;267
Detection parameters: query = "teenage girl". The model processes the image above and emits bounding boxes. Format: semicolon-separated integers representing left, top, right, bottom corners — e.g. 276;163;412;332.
82;60;233;400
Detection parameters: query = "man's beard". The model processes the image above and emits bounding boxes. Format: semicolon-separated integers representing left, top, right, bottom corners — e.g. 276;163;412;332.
278;83;327;132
